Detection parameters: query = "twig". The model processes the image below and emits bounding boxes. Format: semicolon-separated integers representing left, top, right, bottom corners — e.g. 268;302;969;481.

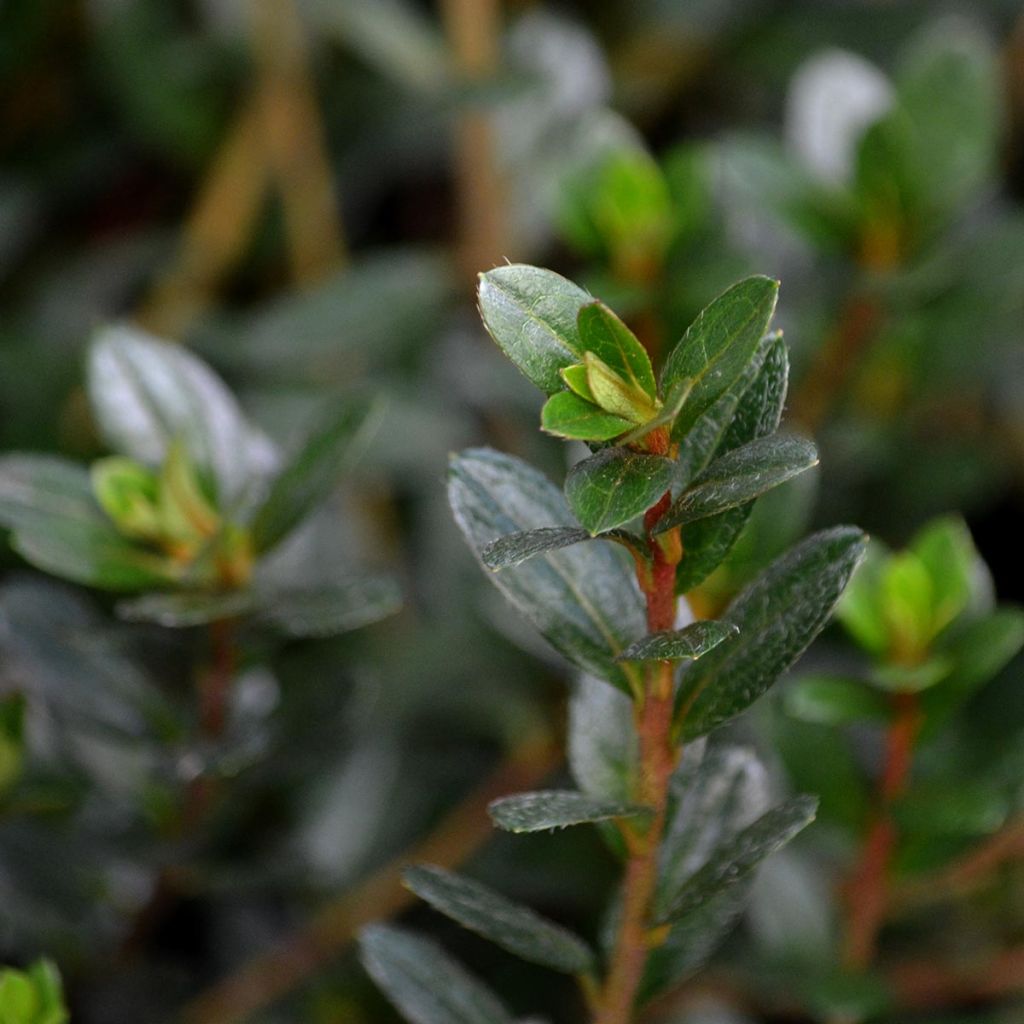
178;731;560;1024
889;944;1024;1009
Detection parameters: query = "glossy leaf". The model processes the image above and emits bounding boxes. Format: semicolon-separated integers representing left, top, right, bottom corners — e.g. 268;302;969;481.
540;391;634;441
656;795;818;925
477;265;592;395
677;527;868;739
488;790;648;833
404;865;596;974
660;277;779;439
251;397;381;553
577;301;656;399
656;436;817;533
616;621;738;663
359;924;514;1024
448;448;645;692
565;448;672;536
785;675;890;726
482;527;590;570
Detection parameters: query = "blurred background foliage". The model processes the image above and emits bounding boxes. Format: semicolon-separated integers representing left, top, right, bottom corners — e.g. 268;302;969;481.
1;1;1024;1022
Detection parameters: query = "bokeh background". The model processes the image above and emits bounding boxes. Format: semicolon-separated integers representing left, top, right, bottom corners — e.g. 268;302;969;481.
2;1;1024;1022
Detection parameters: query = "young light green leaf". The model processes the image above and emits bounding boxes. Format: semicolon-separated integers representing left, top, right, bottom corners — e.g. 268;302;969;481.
583;352;658;424
0;959;68;1024
359;924;514;1024
655;795;818;925
656;436;817;534
482;527;590;570
449;449;645;692
87;324;277;503
785;675;890;726
560;363;595;402
616;621;738;663
488;790;648;833
0;455;177;591
576;300;656;400
909;515;976;633
565;448;672;536
540;391;634;441
404;865;596;975
677;527;868;739
90;457;162;540
477;265;592;394
660;276;779;439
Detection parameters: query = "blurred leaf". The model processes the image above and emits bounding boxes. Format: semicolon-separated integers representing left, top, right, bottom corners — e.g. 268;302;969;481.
909;515;976;633
678;527;868;739
616;621;738;663
403;865;596;974
89;457;162;541
894;782;1008;838
488;791;648;833
565;449;672;535
448;448;646;692
660;277;779;439
116;590;256;627
87;325;277;505
0;455;176;591
871;655;951;693
540;392;634;441
0;959;67;1024
836;544;889;656
359;925;514;1024
568;674;637;805
655;795;818;925
251;397;381;554
0;694;26;799
258;578;402;637
656;436;817;533
785;675;890;725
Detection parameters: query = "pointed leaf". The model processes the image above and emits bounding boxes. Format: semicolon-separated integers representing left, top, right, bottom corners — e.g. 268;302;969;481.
477;265;591;394
448;449;645;692
251;397;381;553
656;795;818;925
616;621;738;663
359;924;514;1024
540;391;634;441
488;790;649;833
657;436;817;533
482;527;590;570
677;527;868;739
661;277;779;439
565;448;672;536
560;363;595;402
583;352;657;424
577;301;656;399
404;865;596;975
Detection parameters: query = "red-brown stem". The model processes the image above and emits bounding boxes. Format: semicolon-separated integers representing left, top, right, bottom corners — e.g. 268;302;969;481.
198;617;237;741
597;493;680;1024
842;691;920;972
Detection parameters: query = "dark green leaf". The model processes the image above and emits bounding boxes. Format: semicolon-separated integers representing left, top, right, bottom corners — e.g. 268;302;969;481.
0;455;177;591
616;621;738;663
359;924;514;1024
894;783;1008;838
477;265;591;395
540;391;633;441
448;449;645;692
87;325;277;503
403;865;595;975
482;527;590;570
785;675;890;726
655;795;818;925
656;436;817;533
251;397;381;553
568;674;637;805
488;790;648;833
565;448;672;536
660;277;779;439
576;301;656;400
677;527;868;739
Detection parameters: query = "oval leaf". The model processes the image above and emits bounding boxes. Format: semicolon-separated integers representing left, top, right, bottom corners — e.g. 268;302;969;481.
565;448;672;536
540;392;634;442
616;620;738;663
482;527;590;570
577;301;656;399
488;790;649;833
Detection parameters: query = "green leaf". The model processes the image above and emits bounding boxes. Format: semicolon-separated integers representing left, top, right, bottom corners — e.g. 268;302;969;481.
871;656;951;694
251;397;380;553
565;448;672;536
785;675;890;726
90;457;162;540
477;265;592;395
258;578;401;637
116;590;257;627
583;351;658;424
656;436;817;533
448;448;646;692
0;455;177;591
660;277;779;439
488;790;648;833
0;693;26;799
836;543;889;655
403;865;596;975
359;924;514;1024
909;515;976;633
482;527;590;570
616;621;738;663
894;783;1008;839
576;301;656;399
655;795;818;925
87;324;277;504
0;960;67;1024
560;363;595;402
540;391;634;441
677;527;868;739
568;674;637;805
